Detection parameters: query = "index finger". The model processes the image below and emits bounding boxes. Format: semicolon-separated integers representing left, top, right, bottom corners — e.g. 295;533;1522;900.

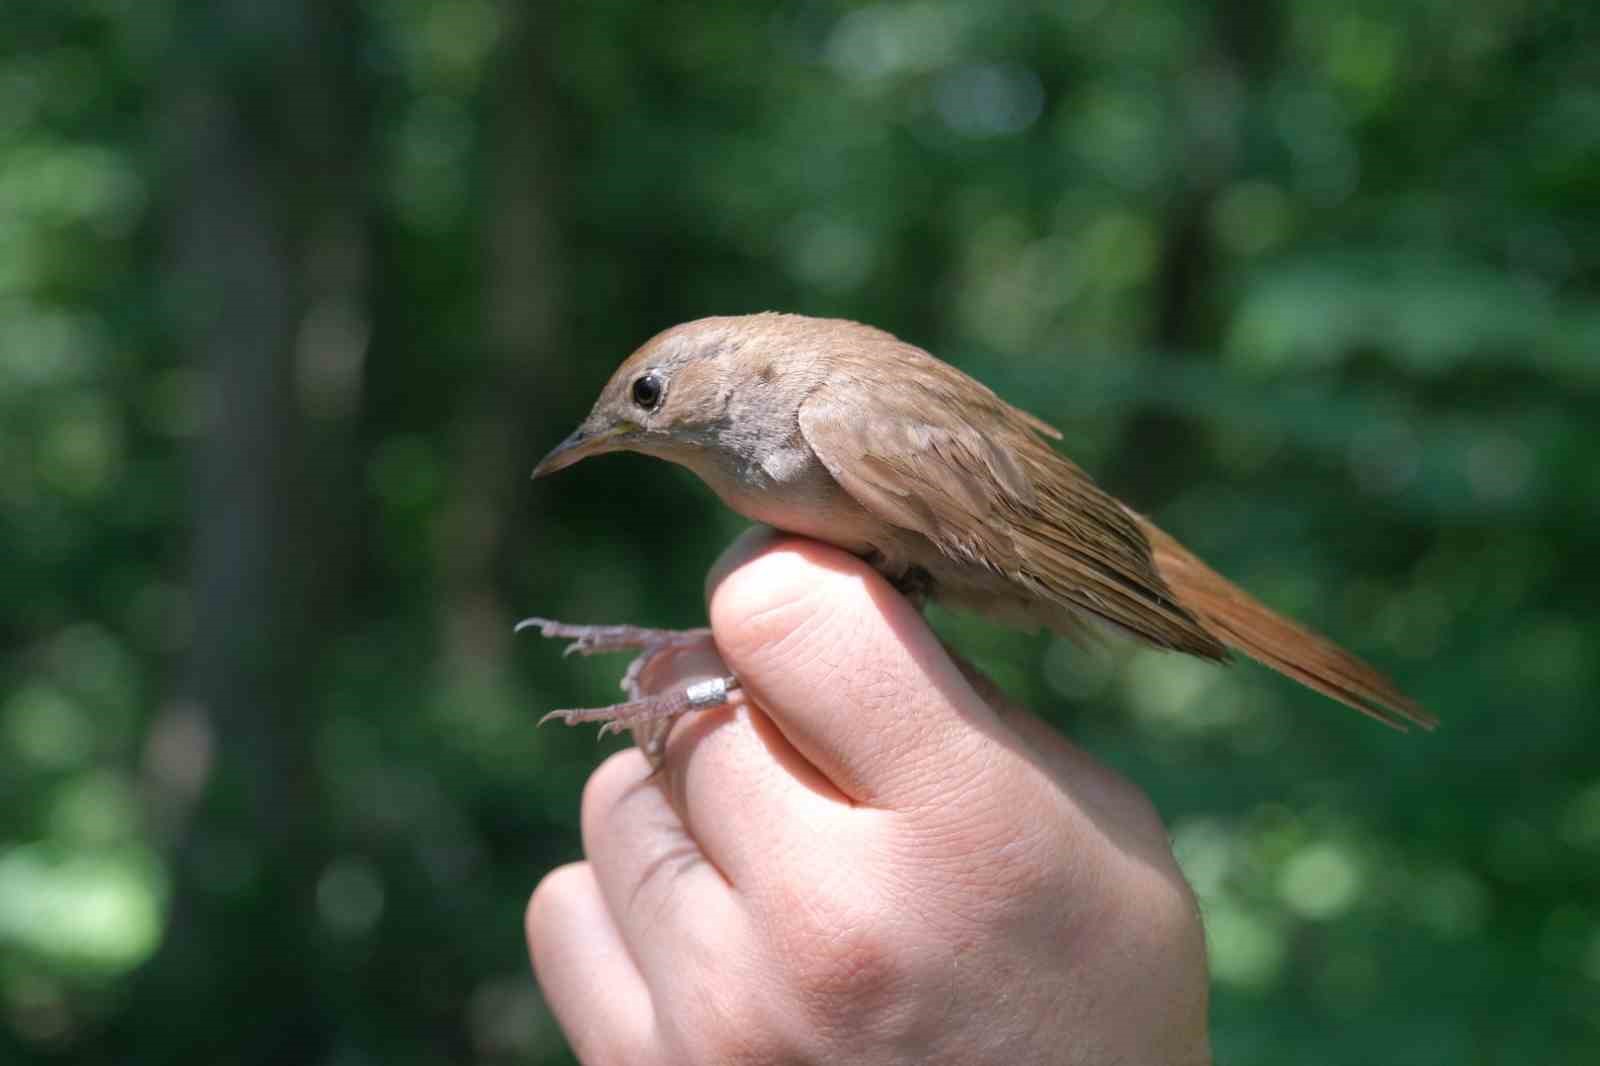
705;531;1009;808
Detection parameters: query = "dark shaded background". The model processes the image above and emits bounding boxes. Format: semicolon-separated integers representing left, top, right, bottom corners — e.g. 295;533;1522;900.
3;1;1596;1062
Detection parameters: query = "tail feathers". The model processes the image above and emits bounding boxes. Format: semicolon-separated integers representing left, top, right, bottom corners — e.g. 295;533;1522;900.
1133;514;1437;732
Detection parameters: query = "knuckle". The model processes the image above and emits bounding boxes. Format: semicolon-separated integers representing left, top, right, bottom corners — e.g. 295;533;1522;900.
1145;865;1207;959
1085;846;1206;980
524;862;584;944
578;749;645;845
766;879;919;1038
1103;771;1171;839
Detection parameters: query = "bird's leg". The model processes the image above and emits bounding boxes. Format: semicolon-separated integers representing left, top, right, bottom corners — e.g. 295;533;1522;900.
869;555;934;610
515;617;741;767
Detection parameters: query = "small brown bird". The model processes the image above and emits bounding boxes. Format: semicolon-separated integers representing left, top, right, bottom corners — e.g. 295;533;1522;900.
525;313;1434;750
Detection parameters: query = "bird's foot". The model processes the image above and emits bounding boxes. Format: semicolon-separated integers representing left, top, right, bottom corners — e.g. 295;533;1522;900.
515;618;713;659
515;617;739;767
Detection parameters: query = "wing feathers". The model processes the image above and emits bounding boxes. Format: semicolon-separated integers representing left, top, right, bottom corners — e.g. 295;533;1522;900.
798;376;1227;659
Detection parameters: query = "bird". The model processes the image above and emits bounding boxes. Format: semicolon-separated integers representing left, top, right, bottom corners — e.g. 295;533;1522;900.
523;312;1434;758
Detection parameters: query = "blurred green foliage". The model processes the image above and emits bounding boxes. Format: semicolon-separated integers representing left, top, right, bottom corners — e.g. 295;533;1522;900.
2;0;1596;1062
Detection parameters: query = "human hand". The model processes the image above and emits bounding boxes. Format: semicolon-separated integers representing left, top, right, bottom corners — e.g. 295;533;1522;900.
527;529;1211;1065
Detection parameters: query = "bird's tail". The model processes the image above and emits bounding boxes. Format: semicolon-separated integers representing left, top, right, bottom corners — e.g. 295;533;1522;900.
1132;513;1437;731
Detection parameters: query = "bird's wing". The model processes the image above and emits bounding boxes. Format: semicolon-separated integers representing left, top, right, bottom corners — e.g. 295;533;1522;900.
797;379;1226;658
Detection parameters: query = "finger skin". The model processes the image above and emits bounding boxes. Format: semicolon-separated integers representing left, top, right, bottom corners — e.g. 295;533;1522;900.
526;862;657;1065
701;529;1171;869
573;576;862;893
566;745;803;1065
705;533;1005;808
577;748;747;992
659;693;862;889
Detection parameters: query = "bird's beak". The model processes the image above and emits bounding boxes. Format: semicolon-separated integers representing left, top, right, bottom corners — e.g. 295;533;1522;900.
532;421;632;478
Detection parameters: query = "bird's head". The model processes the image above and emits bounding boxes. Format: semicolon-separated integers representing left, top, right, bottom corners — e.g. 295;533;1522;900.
533;313;832;479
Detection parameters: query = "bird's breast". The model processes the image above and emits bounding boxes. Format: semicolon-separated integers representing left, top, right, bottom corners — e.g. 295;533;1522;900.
685;442;885;559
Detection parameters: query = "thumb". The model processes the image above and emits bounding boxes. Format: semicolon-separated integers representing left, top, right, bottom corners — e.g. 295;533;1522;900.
704;529;1006;808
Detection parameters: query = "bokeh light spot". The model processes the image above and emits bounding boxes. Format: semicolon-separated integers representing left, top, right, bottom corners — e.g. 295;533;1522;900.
0;845;167;976
317;857;385;937
1278;841;1363;920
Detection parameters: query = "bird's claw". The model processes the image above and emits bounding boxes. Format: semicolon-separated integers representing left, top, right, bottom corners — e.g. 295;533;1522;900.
513;617;713;660
519;616;739;766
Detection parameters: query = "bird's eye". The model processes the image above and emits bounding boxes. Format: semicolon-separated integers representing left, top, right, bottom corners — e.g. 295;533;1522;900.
630;373;664;411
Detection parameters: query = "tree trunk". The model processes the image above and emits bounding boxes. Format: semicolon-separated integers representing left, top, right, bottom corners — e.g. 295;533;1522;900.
127;1;370;1060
